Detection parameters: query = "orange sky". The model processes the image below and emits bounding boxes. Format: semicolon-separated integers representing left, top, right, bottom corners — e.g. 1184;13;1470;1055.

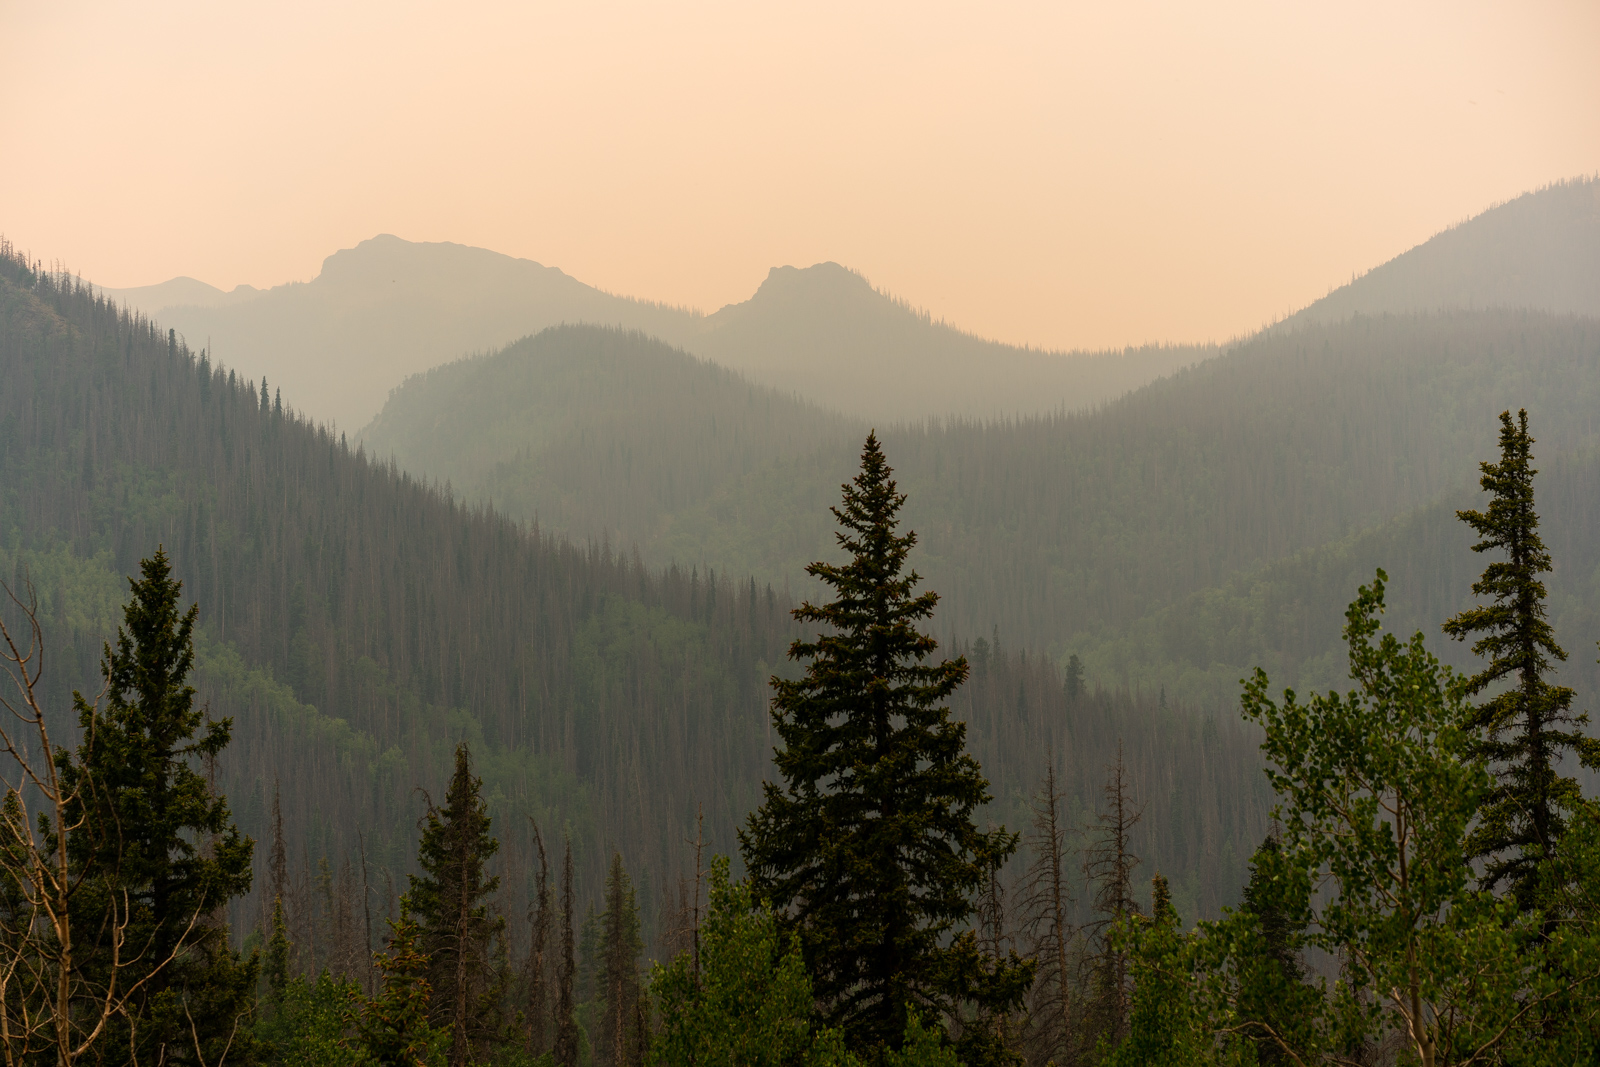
3;0;1597;351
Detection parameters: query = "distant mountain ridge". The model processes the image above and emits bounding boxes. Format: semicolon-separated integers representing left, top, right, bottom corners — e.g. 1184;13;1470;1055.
98;235;1214;430
98;176;1600;432
691;262;1208;422
98;234;701;431
1284;176;1600;327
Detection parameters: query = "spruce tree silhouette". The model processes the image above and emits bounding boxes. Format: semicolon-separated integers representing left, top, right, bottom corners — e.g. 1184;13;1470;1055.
1443;409;1600;911
740;432;1031;1063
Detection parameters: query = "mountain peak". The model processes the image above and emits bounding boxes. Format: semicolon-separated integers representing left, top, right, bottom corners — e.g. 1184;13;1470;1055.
746;262;875;306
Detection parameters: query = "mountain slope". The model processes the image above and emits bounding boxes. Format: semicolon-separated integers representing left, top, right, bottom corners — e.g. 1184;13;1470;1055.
108;237;1213;430
359;325;859;546
385;308;1600;666
1287;176;1600;327
106;234;701;432
1072;443;1600;720
0;244;1273;930
690;262;1209;421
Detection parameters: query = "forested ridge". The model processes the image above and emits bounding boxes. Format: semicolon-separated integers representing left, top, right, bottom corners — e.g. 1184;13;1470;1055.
6;215;1600;1062
0;242;1271;958
365;310;1600;707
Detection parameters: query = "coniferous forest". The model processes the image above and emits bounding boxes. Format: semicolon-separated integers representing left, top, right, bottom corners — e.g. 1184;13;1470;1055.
3;174;1600;1066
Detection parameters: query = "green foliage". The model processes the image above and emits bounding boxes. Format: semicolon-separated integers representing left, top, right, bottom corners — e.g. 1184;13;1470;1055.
1236;571;1593;1064
649;855;825;1067
1442;408;1600;908
410;743;508;1063
1229;838;1314;1066
1083;574;1600;1065
740;434;1032;1056
649;857;961;1067
258;971;364;1067
880;1012;959;1067
1101;882;1211;1067
356;903;450;1067
266;894;291;1007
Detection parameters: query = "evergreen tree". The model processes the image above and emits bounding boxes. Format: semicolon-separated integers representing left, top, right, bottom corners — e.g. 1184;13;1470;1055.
358;901;448;1067
58;548;257;1064
554;837;580;1067
597;852;645;1067
267;895;292;1009
1100;878;1204;1067
1232;836;1311;1066
1442;409;1600;909
409;743;507;1066
1063;655;1084;704
739;433;1032;1060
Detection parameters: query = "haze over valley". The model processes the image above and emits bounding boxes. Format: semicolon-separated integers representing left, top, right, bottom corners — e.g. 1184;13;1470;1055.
5;3;1600;1062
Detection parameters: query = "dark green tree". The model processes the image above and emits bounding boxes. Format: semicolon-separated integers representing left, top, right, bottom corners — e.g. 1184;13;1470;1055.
357;901;448;1067
59;548;257;1065
1232;836;1313;1066
1442;409;1600;909
1063;655;1085;704
266;894;292;1009
597;852;645;1067
409;743;507;1067
739;432;1032;1061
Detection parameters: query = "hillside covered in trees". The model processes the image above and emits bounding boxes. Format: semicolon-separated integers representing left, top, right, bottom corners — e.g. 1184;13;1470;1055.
361;308;1600;709
0;242;1273;958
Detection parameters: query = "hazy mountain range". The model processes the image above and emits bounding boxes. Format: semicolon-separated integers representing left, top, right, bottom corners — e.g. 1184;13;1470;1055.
98;240;1215;430
356;176;1600;709
10;173;1599;937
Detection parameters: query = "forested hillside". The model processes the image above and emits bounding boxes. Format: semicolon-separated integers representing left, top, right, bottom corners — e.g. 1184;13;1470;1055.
683;262;1209;421
358;326;860;546
366;308;1600;706
1287;176;1600;326
1;243;1272;949
100;234;700;434
1072;444;1600;709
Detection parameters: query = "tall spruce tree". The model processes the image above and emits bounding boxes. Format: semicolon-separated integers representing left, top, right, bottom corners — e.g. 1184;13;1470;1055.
410;743;507;1066
58;548;257;1065
739;432;1032;1061
1442;409;1600;909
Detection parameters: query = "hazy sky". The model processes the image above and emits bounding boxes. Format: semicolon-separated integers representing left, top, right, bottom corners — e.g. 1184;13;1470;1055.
3;1;1597;350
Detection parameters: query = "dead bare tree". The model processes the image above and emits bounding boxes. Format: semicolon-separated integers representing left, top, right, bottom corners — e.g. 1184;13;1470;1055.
0;580;215;1064
525;819;552;1057
1080;741;1143;1053
1018;759;1077;1066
